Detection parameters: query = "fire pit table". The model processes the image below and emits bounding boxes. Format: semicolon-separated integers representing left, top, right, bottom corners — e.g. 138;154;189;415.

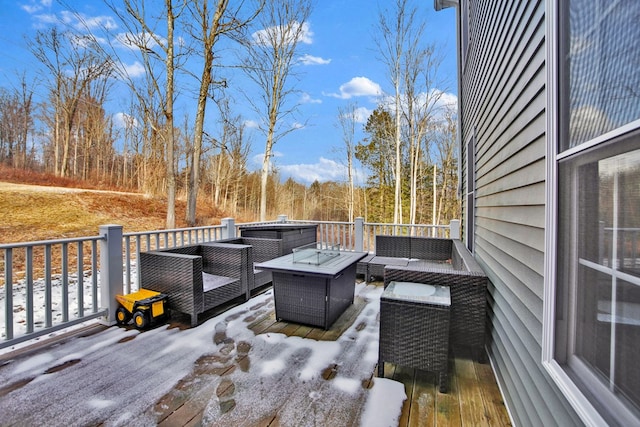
255;243;367;329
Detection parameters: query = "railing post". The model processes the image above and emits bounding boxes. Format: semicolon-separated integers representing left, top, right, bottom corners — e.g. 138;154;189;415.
277;214;288;222
450;219;461;240
222;217;236;239
355;217;364;252
99;224;123;325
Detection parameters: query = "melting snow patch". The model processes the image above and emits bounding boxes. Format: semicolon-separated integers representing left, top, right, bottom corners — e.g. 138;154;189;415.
332;376;360;394
360;377;407;427
87;398;115;409
12;352;56;375
260;358;286;376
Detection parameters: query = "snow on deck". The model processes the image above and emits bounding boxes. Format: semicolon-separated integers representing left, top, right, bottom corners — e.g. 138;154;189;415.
0;283;405;426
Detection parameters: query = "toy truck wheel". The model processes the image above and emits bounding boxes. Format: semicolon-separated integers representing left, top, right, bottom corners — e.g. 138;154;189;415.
116;307;131;325
133;310;148;329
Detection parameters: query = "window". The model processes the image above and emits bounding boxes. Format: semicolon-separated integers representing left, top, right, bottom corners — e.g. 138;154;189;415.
546;1;640;425
466;131;475;253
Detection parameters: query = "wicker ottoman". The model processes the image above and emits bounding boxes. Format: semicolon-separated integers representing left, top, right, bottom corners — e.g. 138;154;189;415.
378;281;451;393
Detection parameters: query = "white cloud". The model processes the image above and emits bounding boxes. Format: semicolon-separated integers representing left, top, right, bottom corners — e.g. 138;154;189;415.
21;0;51;14
59;11;117;31
252;154;367;185
378;88;458;120
278;157;346;184
252;151;283;168
326;77;382;100
120;61;146;79
299;54;330;65
115;32;166;51
354;107;373;123
244;120;260;129
431;89;458;110
113;112;139;129
31;13;57;26
82;14;118;31
336;106;372;124
252;21;313;46
301;93;322;104
28;8;118;32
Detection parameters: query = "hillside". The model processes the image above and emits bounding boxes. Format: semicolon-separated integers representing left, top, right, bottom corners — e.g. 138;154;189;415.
0;181;228;244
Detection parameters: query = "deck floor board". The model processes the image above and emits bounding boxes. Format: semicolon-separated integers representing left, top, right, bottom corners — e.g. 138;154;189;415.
0;282;511;426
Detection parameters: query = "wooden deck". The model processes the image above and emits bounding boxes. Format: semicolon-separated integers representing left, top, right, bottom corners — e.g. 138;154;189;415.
0;282;511;426
152;283;511;427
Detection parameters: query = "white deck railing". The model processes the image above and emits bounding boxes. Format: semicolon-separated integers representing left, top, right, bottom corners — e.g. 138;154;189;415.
1;217;460;350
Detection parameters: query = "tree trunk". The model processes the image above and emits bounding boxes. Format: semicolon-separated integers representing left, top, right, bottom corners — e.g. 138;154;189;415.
165;0;176;229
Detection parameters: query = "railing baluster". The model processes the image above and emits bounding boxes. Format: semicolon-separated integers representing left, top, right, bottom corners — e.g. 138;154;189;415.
44;244;52;328
26;246;33;333
77;242;84;318
61;242;69;322
135;236;142;292
124;236;131;294
4;248;13;340
92;240;98;312
1;235;104;349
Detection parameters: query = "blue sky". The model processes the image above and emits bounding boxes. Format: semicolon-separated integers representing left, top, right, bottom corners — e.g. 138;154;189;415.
0;0;457;185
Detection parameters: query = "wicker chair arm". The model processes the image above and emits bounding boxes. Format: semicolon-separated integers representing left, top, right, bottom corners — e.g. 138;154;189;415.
139;251;204;316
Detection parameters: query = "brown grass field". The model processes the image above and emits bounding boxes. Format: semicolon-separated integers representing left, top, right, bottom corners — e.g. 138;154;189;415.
0;167;231;245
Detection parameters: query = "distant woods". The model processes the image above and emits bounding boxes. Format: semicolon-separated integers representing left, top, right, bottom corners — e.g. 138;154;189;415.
0;0;459;226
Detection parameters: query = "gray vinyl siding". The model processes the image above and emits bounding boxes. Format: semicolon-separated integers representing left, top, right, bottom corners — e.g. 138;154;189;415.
459;1;582;426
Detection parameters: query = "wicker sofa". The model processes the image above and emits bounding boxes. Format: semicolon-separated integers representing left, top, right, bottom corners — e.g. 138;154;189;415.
361;235;455;280
139;242;253;327
215;236;284;294
376;236;489;360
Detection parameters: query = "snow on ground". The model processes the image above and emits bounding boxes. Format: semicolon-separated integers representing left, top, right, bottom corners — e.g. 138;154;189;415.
1;271;100;341
0;282;406;426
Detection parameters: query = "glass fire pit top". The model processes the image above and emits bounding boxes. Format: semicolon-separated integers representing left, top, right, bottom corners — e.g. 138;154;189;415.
292;242;341;265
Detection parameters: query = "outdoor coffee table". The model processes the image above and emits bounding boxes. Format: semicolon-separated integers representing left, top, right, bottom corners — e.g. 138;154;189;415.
255;244;367;329
379;281;451;392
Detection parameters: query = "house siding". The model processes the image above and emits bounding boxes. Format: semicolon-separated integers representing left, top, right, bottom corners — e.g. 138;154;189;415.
458;1;582;425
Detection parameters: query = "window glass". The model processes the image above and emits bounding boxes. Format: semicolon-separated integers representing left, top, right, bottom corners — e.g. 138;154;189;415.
562;0;640;150
555;2;640;422
557;143;640;422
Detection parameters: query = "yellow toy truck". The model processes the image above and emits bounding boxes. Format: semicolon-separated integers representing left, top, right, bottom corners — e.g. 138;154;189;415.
115;289;168;329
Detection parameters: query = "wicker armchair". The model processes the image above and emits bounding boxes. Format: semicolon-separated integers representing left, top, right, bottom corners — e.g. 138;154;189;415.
139;242;252;327
383;254;488;360
217;237;284;294
378;238;488;360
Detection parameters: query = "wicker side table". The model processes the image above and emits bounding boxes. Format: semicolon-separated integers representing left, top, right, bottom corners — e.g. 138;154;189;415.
378;281;451;393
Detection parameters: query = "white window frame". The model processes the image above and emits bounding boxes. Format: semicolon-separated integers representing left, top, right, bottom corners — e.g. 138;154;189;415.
466;129;475;253
543;1;640;425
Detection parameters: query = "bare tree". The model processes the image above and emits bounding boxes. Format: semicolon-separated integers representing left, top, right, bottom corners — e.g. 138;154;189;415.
242;0;313;221
376;0;449;226
335;102;359;223
106;0;186;228
403;42;447;225
30;28;113;177
434;105;459;224
0;75;34;169
375;0;410;224
183;0;262;226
